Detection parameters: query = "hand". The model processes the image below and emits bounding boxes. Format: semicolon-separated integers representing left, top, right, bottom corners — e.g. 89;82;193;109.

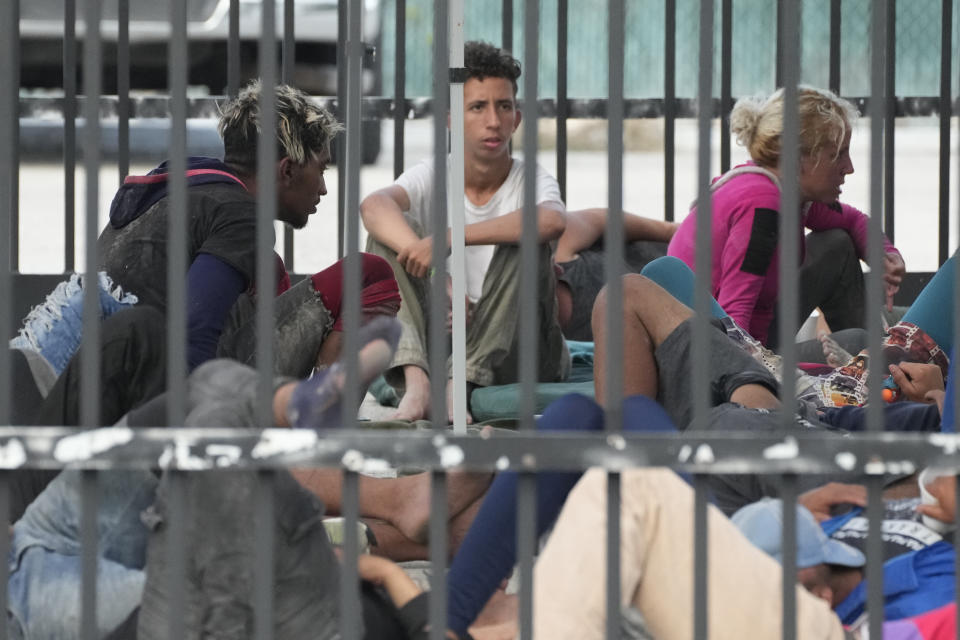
926;389;946;415
397;236;436;278
917;475;958;525
883;252;905;311
888;362;944;403
355;553;400;587
356;554;422;609
798;482;867;522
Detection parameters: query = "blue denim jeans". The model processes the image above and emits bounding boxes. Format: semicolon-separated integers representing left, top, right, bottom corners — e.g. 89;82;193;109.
9;273;138;377
7;469;157;639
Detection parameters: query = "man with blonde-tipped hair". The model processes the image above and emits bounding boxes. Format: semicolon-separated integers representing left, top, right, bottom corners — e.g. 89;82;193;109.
98;80;401;378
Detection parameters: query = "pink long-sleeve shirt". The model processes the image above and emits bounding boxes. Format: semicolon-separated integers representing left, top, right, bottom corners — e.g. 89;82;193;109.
667;164;899;345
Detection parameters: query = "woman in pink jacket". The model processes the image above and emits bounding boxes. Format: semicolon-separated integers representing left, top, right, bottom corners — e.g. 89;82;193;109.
667;86;905;347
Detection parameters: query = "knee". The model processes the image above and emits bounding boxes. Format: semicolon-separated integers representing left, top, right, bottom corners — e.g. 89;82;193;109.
359;253;397;286
537;393;604;432
102;306;164;340
809;228;857;261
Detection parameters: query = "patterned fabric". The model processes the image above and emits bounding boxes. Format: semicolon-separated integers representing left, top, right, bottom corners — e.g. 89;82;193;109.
719;317;949;409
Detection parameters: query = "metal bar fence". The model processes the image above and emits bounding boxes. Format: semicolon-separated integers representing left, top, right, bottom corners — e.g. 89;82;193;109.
693;1;716;636
9;1;960;638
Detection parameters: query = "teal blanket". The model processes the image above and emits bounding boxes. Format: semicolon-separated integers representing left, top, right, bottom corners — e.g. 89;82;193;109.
369;341;596;423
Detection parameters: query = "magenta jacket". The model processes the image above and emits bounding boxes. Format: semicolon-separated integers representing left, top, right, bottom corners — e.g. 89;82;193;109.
667;164;899;345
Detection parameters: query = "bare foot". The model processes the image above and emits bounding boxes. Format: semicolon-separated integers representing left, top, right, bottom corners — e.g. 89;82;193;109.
447;377;474;425
391;365;431;421
819;331;853;367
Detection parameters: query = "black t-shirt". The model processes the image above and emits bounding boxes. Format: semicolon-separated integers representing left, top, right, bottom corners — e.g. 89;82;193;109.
825;497;945;562
97;182;259;311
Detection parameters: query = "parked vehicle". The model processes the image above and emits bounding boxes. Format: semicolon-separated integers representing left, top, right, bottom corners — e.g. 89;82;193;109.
19;0;382;163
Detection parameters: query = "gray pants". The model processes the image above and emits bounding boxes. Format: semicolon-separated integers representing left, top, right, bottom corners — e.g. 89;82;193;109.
217;277;335;379
366;229;570;390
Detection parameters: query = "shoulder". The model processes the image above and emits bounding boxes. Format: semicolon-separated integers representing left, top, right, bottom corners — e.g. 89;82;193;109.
713;174;780;218
395;158;435;192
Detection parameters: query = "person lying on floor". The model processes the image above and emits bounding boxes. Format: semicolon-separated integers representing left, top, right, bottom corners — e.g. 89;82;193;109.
7;315;496;639
640;254;954;410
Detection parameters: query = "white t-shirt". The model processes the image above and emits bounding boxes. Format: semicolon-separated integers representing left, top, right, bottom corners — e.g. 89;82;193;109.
396;157;564;302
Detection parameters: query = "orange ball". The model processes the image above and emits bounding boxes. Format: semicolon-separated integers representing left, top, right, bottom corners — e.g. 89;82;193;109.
882;388;895;403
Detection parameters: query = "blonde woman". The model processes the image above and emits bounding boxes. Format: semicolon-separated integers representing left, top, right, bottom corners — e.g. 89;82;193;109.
667;86;905;347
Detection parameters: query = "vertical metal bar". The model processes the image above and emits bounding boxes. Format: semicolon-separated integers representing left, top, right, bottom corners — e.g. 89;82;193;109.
556;0;568;201
604;0;625;628
502;0;513;51
0;0;16;435
339;472;361;640
282;0;296;271
283;0;295;83
117;0;130;183
336;0;347;259
254;471;275;639
939;0;952;265
166;0;190;633
883;0;896;244
664;0;676;222
954;27;960;639
828;0;841;94
343;0;365;423
228;0;241;97
81;471;99;640
64;0;77;271
517;0;541;636
520;0;540;431
165;471;187;640
775;0;783;87
693;474;710;639
448;0;466;432
256;0;278;428
0;476;9;640
778;0;801;442
693;0;715;633
605;0;625;393
780;477;798;640
867;1;889;636
81;0;103;433
517;472;536;640
954;256;960;640
393;0;407;179
430;0;449;427
719;0;732;173
8;0;18;274
429;472;449;640
168;0;188;443
339;0;366;634
776;0;802;629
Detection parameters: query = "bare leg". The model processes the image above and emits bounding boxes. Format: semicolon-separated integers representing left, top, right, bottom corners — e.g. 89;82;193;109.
592;274;694;405
391;365;432;421
314;329;343;369
364;493;486;562
291;467;493;544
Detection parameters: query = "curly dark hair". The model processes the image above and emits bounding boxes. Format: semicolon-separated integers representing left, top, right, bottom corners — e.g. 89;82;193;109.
218;80;343;172
464;41;521;95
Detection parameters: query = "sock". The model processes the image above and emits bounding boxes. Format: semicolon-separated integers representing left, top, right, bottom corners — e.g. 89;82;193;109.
286;316;400;429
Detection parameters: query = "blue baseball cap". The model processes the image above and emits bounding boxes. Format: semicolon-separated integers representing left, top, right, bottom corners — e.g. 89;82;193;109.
731;498;865;569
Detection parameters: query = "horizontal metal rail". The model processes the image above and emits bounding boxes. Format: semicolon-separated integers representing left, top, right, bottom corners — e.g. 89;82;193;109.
18;95;960;120
0;427;954;474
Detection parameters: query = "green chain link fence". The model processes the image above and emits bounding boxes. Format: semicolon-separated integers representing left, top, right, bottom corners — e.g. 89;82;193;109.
379;0;960;100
